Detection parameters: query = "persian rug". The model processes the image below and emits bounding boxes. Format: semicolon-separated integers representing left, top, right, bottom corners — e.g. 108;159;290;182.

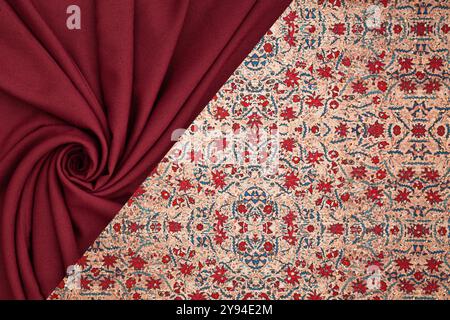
0;0;291;299
50;0;449;300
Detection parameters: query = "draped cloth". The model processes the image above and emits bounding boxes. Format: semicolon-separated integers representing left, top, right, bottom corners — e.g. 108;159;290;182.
0;0;291;299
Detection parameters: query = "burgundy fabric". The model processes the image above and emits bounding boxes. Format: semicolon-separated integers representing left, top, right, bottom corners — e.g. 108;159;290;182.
0;0;291;299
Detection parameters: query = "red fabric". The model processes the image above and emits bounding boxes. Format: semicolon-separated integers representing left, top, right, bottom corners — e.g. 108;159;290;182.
0;0;291;299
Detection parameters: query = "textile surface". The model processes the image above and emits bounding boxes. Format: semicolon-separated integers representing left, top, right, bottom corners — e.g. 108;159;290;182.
0;0;291;299
50;0;449;300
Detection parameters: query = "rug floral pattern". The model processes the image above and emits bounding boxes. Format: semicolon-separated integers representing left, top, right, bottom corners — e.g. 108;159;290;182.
50;0;449;300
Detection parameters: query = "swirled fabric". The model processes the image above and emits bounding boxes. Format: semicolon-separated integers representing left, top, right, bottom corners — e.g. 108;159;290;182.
0;0;291;299
50;0;450;301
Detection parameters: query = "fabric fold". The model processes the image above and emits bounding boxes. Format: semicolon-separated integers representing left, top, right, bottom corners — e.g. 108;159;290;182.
0;0;291;299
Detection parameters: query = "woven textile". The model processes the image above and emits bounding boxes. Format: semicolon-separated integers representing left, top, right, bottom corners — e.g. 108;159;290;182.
51;0;449;300
0;0;290;299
